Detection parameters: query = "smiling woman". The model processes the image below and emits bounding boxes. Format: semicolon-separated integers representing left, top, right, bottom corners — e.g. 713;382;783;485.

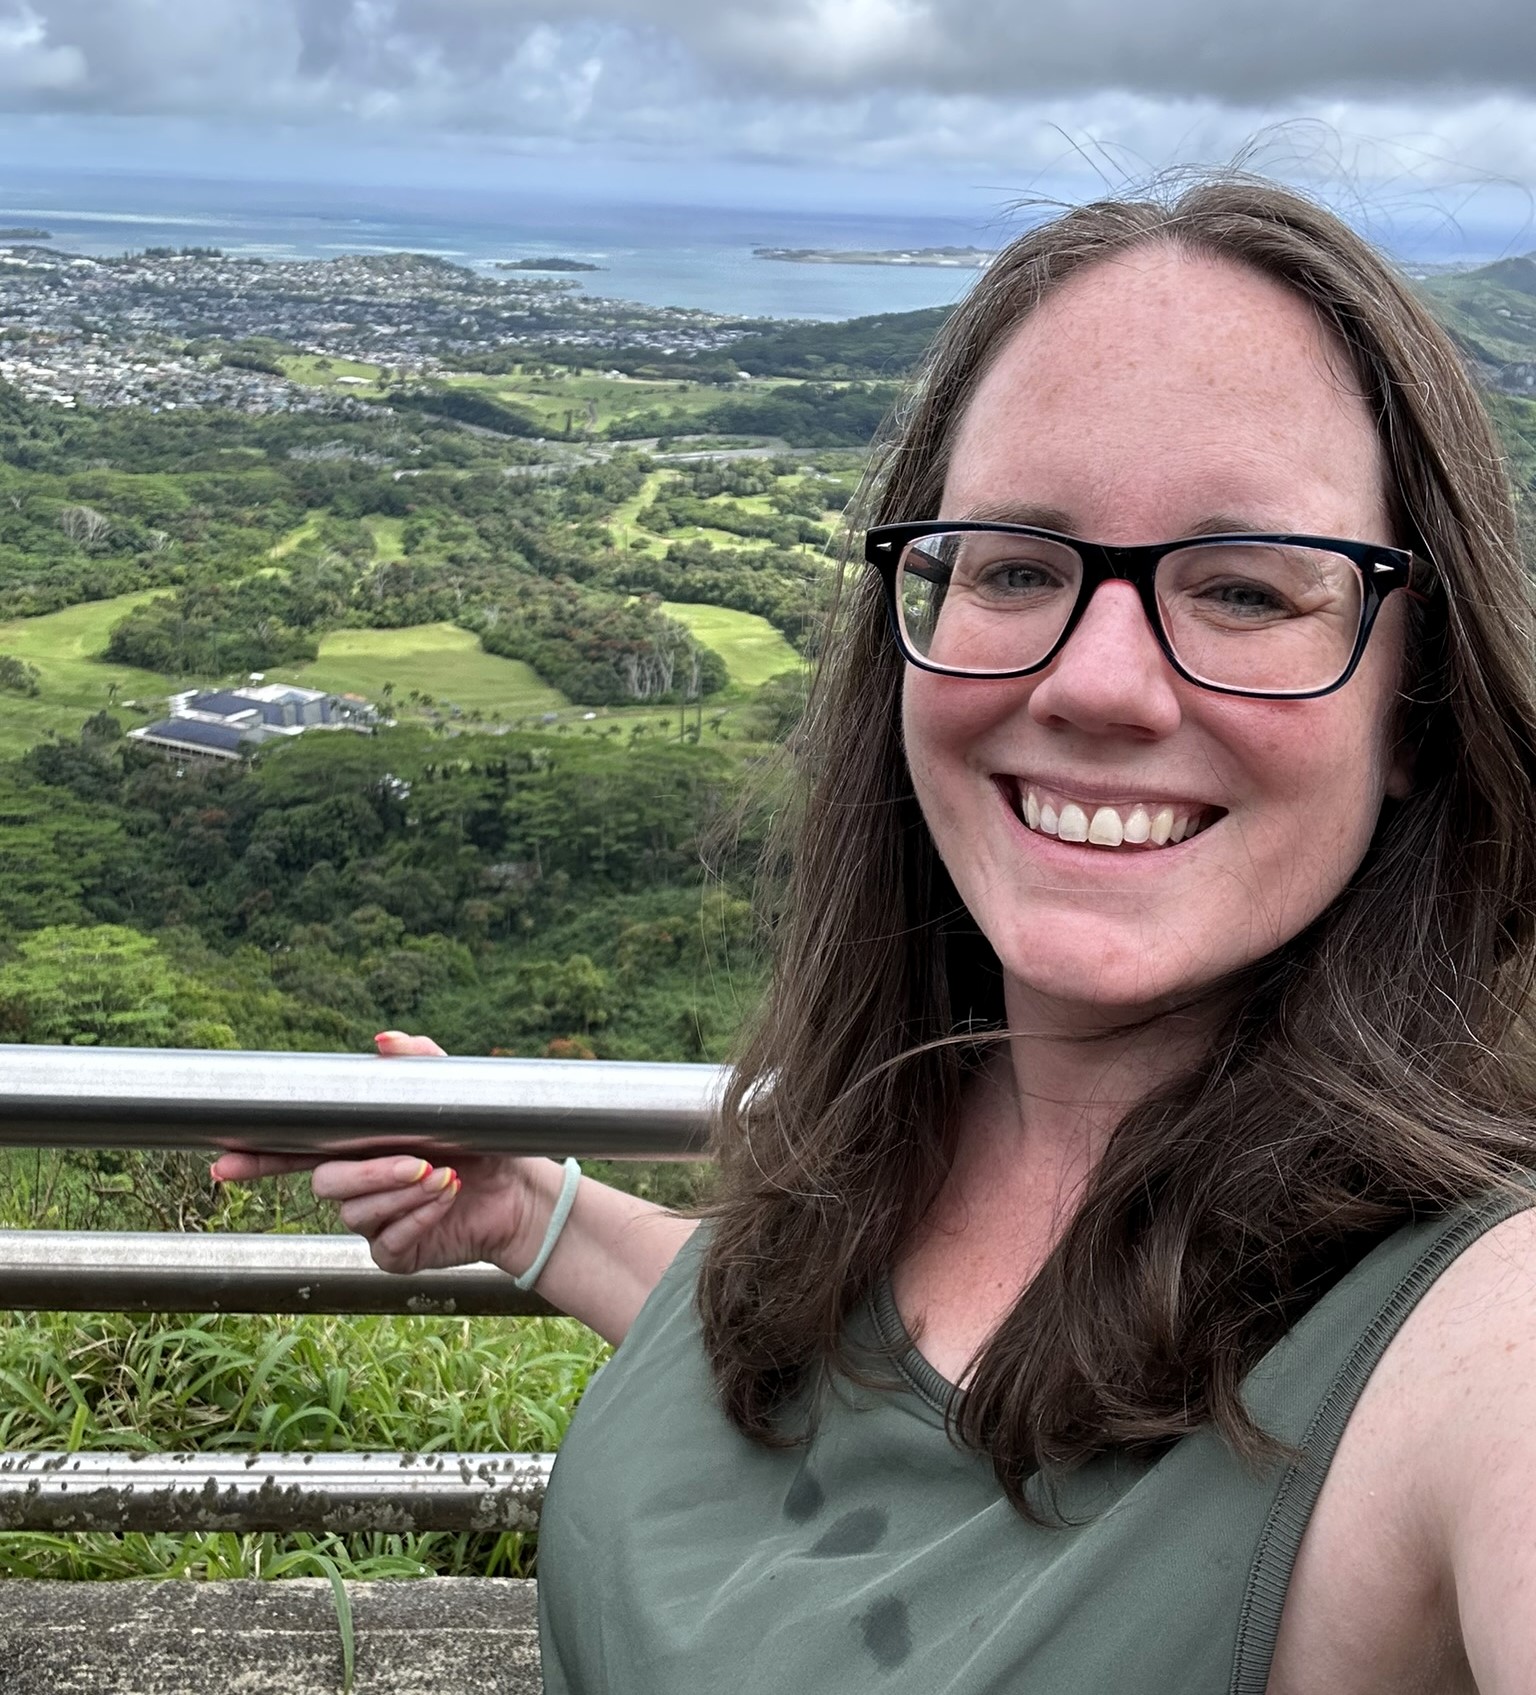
898;248;1416;1021
274;175;1536;1695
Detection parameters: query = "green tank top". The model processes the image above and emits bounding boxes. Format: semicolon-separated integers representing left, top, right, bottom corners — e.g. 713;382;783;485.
538;1192;1525;1694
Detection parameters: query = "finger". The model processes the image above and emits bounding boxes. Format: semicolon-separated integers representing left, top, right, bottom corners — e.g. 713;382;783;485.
372;1179;461;1262
375;1031;446;1058
312;1156;444;1203
338;1167;458;1236
210;1152;320;1182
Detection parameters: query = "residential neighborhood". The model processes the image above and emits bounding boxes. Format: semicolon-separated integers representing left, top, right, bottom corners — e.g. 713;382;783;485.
0;242;748;413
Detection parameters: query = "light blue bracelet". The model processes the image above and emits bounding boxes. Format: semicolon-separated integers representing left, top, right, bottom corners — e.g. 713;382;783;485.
513;1157;582;1292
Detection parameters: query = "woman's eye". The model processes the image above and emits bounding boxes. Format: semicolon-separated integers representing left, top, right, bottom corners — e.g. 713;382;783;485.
971;560;1065;596
1193;578;1293;618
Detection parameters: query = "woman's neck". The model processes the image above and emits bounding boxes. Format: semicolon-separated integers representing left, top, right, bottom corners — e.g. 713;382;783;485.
889;997;1217;1383
991;984;1219;1176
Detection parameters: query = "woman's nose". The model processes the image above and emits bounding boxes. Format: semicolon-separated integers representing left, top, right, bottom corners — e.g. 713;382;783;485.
1025;581;1184;739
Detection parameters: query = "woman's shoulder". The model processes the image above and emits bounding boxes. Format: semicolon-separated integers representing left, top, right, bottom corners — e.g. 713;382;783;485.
1270;1196;1536;1689
1372;1196;1536;1418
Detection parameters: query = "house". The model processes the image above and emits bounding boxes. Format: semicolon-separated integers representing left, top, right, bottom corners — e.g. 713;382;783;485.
128;683;376;764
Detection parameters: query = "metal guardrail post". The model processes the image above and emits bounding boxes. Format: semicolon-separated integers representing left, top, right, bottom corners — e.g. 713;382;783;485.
0;1045;722;1157
0;1451;554;1534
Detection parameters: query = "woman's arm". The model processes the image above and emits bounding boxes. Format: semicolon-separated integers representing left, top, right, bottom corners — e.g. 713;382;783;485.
209;1033;698;1346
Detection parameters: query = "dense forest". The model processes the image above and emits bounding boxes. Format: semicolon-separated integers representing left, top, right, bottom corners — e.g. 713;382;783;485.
0;381;842;695
0;380;825;1058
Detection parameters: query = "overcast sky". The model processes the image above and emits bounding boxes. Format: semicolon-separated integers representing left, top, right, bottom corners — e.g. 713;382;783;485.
2;0;1534;235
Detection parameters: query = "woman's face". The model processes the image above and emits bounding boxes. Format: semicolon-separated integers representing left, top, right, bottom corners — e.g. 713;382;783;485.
902;246;1412;1026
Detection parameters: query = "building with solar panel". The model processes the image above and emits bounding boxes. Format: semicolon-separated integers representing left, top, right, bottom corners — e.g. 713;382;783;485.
128;682;376;765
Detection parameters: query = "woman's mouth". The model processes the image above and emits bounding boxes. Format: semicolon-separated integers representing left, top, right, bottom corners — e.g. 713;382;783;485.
998;778;1224;851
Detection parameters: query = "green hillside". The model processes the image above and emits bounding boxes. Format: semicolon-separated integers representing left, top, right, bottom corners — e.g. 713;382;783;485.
659;602;804;689
267;624;566;721
1418;257;1536;378
0;592;176;755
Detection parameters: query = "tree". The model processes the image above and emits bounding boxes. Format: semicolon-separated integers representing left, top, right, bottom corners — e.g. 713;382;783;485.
0;924;186;1045
59;504;110;547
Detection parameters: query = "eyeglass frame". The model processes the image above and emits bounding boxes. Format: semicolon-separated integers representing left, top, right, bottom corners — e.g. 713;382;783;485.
864;520;1433;701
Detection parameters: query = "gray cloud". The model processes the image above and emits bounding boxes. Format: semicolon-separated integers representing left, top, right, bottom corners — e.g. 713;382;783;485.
2;0;1535;185
6;0;1536;114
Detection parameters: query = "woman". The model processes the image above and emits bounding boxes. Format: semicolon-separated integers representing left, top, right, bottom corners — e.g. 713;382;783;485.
216;177;1536;1691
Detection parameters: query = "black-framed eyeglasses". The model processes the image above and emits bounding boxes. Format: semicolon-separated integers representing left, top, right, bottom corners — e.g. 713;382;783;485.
865;521;1432;701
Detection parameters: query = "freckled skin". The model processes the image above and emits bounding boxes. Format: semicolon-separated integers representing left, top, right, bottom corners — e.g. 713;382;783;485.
903;247;1411;1030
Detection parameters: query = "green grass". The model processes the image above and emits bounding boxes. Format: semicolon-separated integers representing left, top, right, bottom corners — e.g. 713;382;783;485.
269;514;324;558
0;592;179;756
362;515;408;562
280;355;388;394
445;370;737;436
0;1304;605;1580
267;624;567;721
607;469;671;554
660;602;804;689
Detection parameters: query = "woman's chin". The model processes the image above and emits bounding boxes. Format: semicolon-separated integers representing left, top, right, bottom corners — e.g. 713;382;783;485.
993;948;1233;1029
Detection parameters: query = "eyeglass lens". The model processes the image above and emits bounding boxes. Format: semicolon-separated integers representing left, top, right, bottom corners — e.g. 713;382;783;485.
897;531;1365;694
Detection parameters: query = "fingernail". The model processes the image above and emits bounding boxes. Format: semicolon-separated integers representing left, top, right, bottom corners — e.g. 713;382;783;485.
397;1158;431;1185
423;1166;456;1194
375;1030;407;1044
450;1174;462;1195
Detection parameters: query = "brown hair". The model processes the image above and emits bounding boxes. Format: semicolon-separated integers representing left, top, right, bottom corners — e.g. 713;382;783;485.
696;174;1536;1512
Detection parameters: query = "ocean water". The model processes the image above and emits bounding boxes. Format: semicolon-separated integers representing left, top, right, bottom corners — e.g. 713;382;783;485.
0;168;1008;321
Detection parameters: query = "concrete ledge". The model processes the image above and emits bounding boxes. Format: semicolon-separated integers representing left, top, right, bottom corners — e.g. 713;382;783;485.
0;1577;541;1695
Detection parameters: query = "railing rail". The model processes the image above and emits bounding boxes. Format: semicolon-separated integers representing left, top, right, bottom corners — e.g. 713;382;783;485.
0;1230;551;1315
0;1045;717;1533
0;1451;554;1534
0;1044;721;1157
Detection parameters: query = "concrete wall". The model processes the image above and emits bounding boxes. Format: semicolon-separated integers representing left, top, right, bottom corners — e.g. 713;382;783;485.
0;1577;541;1695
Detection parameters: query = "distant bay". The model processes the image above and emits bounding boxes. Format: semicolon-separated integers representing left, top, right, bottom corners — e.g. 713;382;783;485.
0;167;1004;321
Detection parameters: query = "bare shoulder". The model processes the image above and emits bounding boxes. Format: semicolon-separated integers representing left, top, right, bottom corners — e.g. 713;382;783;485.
1352;1198;1536;1690
1359;1199;1536;1463
1391;1198;1536;1378
1269;1201;1536;1694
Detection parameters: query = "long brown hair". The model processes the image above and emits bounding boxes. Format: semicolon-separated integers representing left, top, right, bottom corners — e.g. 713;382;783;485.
697;175;1536;1511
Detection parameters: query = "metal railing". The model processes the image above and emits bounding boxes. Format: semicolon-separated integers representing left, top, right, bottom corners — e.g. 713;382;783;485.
0;1044;719;1157
0;1044;724;1534
0;1228;552;1315
0;1451;554;1534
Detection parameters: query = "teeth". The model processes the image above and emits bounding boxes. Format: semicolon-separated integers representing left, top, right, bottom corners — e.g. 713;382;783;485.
1015;786;1213;851
1087;806;1123;847
1057;803;1089;843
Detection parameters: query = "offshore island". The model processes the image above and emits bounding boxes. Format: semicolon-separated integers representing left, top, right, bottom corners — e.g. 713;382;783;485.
495;256;604;272
754;245;994;268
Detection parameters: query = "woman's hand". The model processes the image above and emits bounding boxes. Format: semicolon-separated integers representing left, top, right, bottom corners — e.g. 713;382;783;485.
210;1031;545;1276
209;1031;698;1343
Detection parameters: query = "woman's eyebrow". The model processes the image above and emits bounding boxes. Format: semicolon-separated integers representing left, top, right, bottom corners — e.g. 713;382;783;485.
953;500;1077;530
952;503;1282;538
